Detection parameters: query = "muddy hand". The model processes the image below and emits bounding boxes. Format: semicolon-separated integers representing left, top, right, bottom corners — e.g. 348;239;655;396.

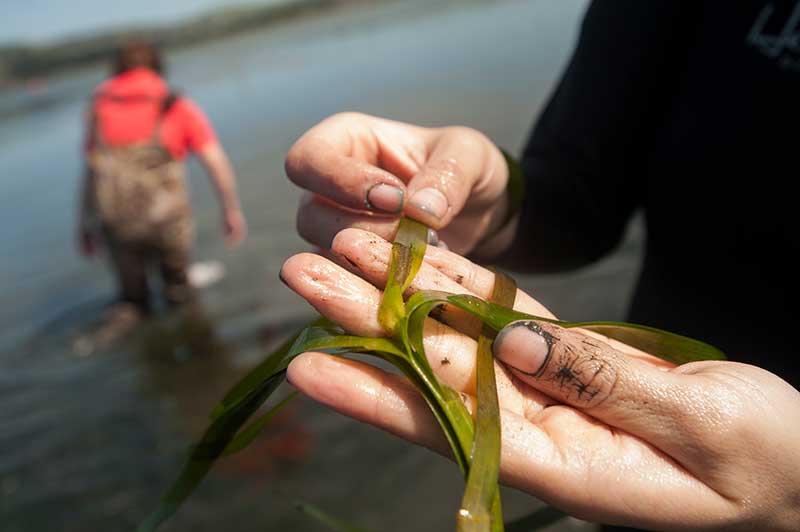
281;229;800;531
223;207;247;247
285;113;510;254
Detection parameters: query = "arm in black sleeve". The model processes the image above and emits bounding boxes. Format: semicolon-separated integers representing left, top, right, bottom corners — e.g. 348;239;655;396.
497;0;690;272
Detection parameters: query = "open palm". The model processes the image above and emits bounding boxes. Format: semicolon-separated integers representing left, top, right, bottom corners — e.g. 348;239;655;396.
280;228;800;531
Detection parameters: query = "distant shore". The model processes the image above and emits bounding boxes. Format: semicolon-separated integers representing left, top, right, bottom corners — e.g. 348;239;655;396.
0;0;358;84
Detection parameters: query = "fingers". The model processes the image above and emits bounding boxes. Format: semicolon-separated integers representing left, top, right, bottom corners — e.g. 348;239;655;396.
286;113;430;215
286;352;559;478
280;252;384;337
285;130;406;214
415;239;555;319
329;229;483;333
280;251;551;413
286;352;727;530
331;228;555;319
404;127;506;231
305;225;667;370
224;211;247;247
280;252;481;392
287;352;451;456
492;319;710;468
287;114;508;252
296;193;399;248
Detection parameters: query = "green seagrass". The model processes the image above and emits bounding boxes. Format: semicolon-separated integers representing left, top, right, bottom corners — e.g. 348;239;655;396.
140;218;725;532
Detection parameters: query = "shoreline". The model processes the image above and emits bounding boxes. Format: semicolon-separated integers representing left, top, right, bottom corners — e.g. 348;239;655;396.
0;0;361;85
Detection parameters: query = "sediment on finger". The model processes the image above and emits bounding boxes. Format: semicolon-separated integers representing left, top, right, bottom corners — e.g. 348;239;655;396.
496;320;624;410
281;252;502;399
286;134;405;212
330;228;487;334
422;244;556;318
495;320;716;469
421;316;543;418
333;227;555;326
280;252;386;337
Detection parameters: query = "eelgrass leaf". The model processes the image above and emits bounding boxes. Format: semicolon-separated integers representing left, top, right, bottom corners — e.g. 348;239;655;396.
403;291;474;473
378;218;428;336
445;296;726;364
212;317;337;420
292;314;479;489
145;215;727;532
221;391;298;457
141;319;344;531
568;322;726;364
300;333;407;358
373;219;480;483
295;501;375;532
138;371;286;532
458;271;516;532
392;217;428;294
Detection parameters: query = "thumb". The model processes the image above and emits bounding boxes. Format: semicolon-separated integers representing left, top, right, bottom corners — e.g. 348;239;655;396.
404;127;506;230
493;320;697;454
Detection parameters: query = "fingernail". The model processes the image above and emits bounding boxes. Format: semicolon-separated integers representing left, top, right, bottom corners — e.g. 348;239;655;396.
426;228;449;249
493;321;553;377
410;187;448;220
366;183;404;213
427;228;439;246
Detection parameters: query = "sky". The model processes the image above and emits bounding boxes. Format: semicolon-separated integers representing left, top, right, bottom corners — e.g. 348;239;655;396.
0;0;288;44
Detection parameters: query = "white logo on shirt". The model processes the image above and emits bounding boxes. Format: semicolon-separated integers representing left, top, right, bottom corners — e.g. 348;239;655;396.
747;1;800;71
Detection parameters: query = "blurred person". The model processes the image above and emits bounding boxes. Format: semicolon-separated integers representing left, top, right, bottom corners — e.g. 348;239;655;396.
78;40;246;341
281;0;799;529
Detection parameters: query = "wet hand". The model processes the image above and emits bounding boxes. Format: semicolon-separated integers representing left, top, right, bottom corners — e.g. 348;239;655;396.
285;113;510;254
280;229;800;531
223;207;247;247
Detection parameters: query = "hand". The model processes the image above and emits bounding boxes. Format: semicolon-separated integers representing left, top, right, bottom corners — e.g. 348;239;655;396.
223;207;247;247
285;113;510;254
280;229;800;531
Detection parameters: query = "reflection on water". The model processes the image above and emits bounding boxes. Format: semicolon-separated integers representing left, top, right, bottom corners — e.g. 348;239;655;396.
0;1;623;530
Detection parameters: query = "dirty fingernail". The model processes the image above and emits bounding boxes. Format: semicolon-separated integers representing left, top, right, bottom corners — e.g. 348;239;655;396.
366;183;404;213
427;228;439;246
410;187;448;220
493;321;553;376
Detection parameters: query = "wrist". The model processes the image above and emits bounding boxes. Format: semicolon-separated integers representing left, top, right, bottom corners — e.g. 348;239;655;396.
223;202;242;216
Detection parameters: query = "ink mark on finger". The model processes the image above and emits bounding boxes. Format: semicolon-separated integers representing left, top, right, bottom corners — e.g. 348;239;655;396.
547;339;614;407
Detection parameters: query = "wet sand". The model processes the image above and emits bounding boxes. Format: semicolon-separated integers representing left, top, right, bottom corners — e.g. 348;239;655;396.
0;1;642;530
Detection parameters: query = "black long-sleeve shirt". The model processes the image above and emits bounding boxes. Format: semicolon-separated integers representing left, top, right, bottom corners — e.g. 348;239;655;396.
505;0;799;387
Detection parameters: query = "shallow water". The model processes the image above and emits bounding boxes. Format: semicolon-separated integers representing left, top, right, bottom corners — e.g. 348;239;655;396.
0;1;642;530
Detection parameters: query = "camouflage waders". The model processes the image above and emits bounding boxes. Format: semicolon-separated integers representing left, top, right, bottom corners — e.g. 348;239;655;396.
86;94;194;310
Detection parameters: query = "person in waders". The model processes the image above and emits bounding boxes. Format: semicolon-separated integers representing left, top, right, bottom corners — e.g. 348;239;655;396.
77;41;246;345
